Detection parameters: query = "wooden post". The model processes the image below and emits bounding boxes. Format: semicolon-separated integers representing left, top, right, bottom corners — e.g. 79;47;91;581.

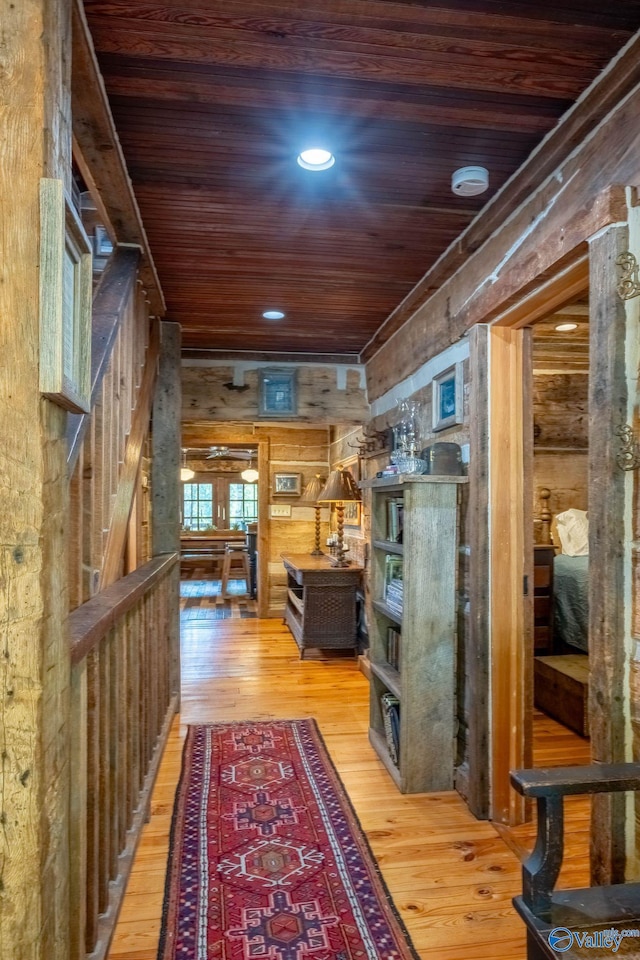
152;321;182;555
466;324;491;819
0;1;73;959
151;320;182;699
588;223;629;885
489;326;532;825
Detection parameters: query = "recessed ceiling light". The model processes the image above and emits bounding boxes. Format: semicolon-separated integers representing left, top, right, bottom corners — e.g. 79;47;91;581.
555;322;578;332
263;310;285;320
297;148;335;171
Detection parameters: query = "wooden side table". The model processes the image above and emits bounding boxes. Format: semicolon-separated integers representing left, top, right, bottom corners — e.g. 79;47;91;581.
281;554;363;658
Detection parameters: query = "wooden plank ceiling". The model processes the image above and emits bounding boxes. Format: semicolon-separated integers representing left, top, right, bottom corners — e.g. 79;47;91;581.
83;1;640;359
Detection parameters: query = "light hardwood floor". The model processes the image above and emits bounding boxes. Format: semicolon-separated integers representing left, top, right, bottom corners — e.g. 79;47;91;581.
108;613;591;960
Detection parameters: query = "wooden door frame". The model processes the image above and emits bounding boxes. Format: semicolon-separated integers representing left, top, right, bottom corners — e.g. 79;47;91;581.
488;326;533;826
180;429;270;618
484;237;629;855
476;254;591;825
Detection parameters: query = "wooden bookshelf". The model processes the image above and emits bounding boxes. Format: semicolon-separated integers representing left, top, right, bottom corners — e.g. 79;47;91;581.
361;474;466;793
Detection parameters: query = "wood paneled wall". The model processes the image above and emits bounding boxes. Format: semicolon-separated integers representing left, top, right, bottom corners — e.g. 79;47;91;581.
0;2;73;958
181;421;332;614
182;362;368;425
181;361;368;613
532;372;589;539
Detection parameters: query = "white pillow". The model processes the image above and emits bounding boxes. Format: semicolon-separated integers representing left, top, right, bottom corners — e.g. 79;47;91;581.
555;508;589;556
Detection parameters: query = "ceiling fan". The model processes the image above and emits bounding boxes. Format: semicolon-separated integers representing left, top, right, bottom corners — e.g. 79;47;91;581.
203;446;255;460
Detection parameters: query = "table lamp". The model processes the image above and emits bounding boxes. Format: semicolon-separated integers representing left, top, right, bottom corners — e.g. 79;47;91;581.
301;474;326;556
317;467;362;567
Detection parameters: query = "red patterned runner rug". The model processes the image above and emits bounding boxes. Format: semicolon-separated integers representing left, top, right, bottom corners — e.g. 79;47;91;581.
158;719;418;960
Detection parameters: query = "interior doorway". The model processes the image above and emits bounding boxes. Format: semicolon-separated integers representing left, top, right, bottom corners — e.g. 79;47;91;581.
487;253;592;825
530;300;591;753
179;436;270;618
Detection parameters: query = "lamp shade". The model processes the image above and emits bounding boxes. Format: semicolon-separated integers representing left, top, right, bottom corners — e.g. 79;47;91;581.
301;474;326;503
317;467;361;504
241;467;259;482
180;448;195;482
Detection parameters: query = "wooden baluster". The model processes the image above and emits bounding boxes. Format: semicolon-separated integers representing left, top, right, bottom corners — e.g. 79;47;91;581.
98;638;111;913
108;627;119;883
69;661;88;960
86;648;101;952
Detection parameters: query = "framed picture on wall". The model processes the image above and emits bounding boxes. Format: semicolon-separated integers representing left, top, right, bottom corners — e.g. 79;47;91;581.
39;178;92;414
342;457;362;528
273;472;302;496
259;368;298;417
432;362;463;432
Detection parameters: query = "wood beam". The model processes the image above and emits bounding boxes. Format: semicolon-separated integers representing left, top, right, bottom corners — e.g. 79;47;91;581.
491;254;590;329
71;0;164;315
588;224;629;885
0;1;73;957
466;324;490;820
364;28;640;386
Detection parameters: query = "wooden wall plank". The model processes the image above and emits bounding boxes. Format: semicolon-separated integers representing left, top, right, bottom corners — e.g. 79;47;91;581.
152;321;182;556
182;364;368;426
0;1;73;957
588;223;629;885
466;324;490;819
366;179;627;400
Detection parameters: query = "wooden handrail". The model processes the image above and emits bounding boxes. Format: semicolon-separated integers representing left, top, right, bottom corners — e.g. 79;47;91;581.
69;552;178;666
67;246;141;472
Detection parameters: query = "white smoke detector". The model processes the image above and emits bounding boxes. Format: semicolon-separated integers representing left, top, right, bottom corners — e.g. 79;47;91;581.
451;166;489;197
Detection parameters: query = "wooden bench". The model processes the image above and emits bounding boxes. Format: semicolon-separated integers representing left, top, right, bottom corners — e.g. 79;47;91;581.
180;533;245;578
511;763;640;960
534;654;589;737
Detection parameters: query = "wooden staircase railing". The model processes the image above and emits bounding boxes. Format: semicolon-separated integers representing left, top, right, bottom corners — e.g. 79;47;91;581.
67;245;157;607
66;242;179;960
69;553;179;960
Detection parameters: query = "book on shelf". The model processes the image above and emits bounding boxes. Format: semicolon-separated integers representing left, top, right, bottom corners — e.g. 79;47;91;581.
386;626;402;671
383;555;403;617
380;691;400;766
385;496;404;543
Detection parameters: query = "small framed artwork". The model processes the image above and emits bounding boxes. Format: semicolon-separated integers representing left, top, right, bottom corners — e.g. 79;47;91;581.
39;178;93;414
259;368;298;417
342;457;362;528
273;472;302;496
432;362;463;432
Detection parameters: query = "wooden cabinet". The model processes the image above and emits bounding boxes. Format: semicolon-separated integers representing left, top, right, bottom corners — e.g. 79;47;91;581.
281;554;363;658
361;475;466;793
534;544;555;652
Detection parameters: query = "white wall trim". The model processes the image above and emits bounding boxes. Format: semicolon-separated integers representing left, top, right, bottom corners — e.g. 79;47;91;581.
182;358;367;392
370;337;470;418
